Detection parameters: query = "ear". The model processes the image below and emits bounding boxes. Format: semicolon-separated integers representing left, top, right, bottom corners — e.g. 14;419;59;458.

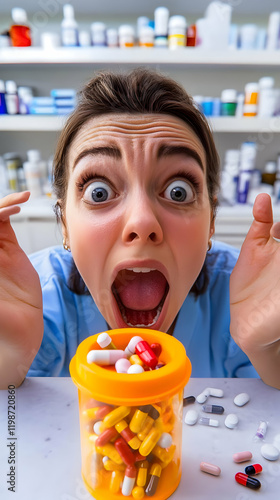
209;196;217;239
55;199;68;242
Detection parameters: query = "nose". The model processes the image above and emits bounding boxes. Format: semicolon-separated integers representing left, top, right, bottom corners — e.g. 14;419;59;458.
122;194;163;244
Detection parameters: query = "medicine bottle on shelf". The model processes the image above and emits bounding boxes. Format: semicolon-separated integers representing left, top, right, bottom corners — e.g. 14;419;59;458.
61;4;79;47
243;83;259;117
23;150;43;198
91;22;106;47
10;8;31;47
0;80;7;114
262;161;276;186
5;81;19;115
258;77;275;118
274;154;280;203
186;24;196;46
168;15;187;49
139;26;154;47
154;7;169;48
118;25;135;48
220;89;237;116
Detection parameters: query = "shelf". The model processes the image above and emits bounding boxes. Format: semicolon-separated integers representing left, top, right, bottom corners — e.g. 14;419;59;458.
1;47;280;67
1;115;280;133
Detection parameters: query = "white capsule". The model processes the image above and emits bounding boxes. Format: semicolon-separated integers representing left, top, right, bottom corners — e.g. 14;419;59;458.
196;389;210;404
233;392;250;407
157;432;173;448
225;413;239;429
122;475;136;496
261;443;280;461
127;364;144;374
124;336;143;357
207;387;224;398
185;410;199;426
87;349;126;365
198;417;219;427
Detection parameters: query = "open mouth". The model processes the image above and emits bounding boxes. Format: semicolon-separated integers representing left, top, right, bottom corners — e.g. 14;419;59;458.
112;268;169;328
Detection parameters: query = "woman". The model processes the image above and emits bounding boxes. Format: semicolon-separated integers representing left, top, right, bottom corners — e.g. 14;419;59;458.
1;69;280;389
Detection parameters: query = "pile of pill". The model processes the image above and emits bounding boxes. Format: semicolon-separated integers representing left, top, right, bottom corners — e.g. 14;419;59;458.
87;333;164;373
82;332;180;498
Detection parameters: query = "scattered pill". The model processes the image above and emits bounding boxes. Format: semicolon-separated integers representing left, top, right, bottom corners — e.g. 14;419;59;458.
245;464;263;475
202;404;224;415
234;393;250;407
115;358;131;373
198;417;219;427
184;410;199;426
235;472;261;490
200;461;221;476
225;414;239;429
87;349;126;365
97;332;117;349
127;364;145;374
207;388;224;398
233;451;253;463
183;396;196;406
254;420;268;440
157;432;173;448
196;389;210;404
261;443;280;461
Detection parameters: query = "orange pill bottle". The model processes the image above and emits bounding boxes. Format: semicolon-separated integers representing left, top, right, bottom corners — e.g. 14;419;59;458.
70;328;191;500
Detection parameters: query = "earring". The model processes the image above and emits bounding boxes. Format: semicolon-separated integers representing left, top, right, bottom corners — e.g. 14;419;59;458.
208;239;212;252
63;238;71;252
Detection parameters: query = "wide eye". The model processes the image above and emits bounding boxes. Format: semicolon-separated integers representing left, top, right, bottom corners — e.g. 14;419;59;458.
83;181;115;204
163;180;195;203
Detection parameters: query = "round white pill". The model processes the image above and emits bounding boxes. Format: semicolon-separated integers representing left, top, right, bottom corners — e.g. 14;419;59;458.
127;364;144;374
261;444;280;461
93;421;103;435
273;434;280;452
225;413;239;429
157;432;173;448
196;389;210;404
233;392;250;407
185;409;199;426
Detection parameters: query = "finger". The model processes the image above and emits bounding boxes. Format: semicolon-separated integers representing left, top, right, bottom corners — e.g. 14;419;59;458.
0;205;21;222
271;221;280;241
0;191;30;209
245;193;273;244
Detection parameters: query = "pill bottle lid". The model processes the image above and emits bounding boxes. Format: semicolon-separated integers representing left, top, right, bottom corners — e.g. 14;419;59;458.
245;82;259;93
0;80;5;92
70;328;192;405
264;161;276;173
11;7;28;24
3;152;21;161
259;76;275;88
221;89;237;102
63;4;75;19
118;25;135;37
139;25;154;38
5;80;17;93
225;149;240;163
91;22;106;32
27;149;41;162
168;15;187;29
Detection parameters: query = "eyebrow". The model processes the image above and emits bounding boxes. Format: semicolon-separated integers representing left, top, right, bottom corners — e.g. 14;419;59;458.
157;144;204;172
72;146;122;170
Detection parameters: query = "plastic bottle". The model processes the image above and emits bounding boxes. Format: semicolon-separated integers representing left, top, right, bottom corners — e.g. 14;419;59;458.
106;29;118;48
274;154;280;203
10;7;31;47
239;24;258;50
139;25;154;47
5;81;19;115
168;15;187;49
78;31;91;47
3;153;22;192
61;4;78;47
0;80;7;114
18;86;33;114
187;25;196;46
118;25;135;48
258;77;276;117
23;150;43;198
262;161;276;185
91;22;106;47
220;149;240;205
0;156;8;196
237;142;257;204
243;83;259;117
154;7;169;48
220;89;237;116
266;12;280;50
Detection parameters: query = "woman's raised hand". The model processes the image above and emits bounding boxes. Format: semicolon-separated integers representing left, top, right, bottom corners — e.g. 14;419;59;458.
0;192;44;389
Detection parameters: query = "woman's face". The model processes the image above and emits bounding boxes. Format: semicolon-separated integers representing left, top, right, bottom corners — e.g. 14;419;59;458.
63;113;215;333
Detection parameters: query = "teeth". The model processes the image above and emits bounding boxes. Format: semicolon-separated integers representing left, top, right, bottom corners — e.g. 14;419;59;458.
126;267;156;273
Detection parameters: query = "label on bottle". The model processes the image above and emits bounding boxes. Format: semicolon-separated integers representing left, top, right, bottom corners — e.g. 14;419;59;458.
62;28;78;47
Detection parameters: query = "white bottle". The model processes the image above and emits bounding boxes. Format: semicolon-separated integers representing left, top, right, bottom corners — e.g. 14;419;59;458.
220;149;240;205
23;150;43;198
274;154;280;203
91;22;106;46
61;4;78;47
266;12;280;50
118;25;135;48
237;142;257;204
5;80;19;115
258;77;275;117
154;7;169;47
168;15;187;49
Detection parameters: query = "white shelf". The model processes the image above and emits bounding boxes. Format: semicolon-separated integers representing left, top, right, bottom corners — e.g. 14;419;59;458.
1;47;280;67
1;115;280;133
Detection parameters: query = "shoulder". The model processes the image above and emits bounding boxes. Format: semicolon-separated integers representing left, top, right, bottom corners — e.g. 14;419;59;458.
206;240;239;279
29;246;73;288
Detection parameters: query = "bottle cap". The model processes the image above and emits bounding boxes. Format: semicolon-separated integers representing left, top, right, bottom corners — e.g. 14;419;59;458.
245;82;259;93
27;150;41;162
118;25;135;37
11;7;28;24
0;80;5;92
90;22;106;33
264;161;276;173
225;149;240;164
168;15;187;30
63;4;75;19
221;89;237;102
259;76;275;89
5;80;17;93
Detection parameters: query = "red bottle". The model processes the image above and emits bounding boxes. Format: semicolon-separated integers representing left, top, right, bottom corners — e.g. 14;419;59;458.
10;8;31;47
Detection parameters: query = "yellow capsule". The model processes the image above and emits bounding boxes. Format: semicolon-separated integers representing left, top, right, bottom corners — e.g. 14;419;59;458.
145;463;162;496
115;419;141;450
150;463;162;477
129;407;149;433
82;407;99;419
132;486;145;499
103;459;126;472
109;470;123;493
136;460;148;487
152;444;176;467
103;406;131;428
139;427;162;457
96;443;123;464
137;416;154;441
129;354;144;366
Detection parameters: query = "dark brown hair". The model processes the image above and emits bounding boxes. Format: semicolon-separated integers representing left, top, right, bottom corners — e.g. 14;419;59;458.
53;68;220;296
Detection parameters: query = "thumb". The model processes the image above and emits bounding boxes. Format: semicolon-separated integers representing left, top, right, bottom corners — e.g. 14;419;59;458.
245;193;273;245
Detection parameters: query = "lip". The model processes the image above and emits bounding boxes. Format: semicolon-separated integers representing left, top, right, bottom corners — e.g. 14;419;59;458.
110;259;170;330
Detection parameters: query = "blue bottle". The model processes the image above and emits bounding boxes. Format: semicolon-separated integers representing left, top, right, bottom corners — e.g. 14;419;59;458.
0;80;7;114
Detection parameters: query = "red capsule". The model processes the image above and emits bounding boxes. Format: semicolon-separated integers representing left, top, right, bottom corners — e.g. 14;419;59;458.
135;341;158;369
245;464;263;475
235;472;261;490
114;436;136;466
150;342;162;358
95;427;118;447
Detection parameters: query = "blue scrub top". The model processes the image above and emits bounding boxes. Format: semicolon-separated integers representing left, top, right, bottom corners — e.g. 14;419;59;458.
27;240;258;379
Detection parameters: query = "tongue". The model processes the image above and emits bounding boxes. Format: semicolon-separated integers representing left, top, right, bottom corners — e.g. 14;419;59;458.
114;270;167;311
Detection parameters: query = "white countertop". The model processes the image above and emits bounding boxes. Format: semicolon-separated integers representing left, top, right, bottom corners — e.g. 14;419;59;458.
0;377;279;500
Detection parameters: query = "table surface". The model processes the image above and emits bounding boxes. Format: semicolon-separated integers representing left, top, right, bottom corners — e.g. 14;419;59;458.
0;377;279;500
